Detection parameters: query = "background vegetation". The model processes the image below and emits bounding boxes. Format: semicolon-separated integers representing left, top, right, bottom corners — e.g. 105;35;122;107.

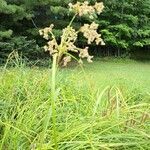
0;0;150;63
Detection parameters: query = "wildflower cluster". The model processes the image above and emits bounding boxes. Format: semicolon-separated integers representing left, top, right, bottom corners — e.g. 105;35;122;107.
61;26;78;52
39;1;105;66
80;22;105;45
69;1;104;17
79;47;93;63
44;39;58;55
39;24;54;40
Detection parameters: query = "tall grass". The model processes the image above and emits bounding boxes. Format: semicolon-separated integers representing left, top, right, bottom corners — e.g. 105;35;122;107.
0;59;150;149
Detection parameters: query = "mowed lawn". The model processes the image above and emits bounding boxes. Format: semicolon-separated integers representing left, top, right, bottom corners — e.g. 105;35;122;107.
0;59;150;149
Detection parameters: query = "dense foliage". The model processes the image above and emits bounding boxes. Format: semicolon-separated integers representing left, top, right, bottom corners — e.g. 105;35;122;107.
0;0;150;62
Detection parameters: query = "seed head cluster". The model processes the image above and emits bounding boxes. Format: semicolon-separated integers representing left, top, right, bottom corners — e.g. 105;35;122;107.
79;47;94;63
39;24;54;40
63;56;72;67
69;1;104;16
61;26;78;52
39;1;105;66
80;22;105;45
44;39;58;55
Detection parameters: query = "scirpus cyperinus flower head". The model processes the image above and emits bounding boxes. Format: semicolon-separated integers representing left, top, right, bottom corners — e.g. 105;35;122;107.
39;1;105;66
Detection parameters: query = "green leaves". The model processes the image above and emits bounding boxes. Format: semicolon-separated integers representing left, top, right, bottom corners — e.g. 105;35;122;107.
109;24;133;38
0;30;13;40
0;0;149;61
101;0;150;53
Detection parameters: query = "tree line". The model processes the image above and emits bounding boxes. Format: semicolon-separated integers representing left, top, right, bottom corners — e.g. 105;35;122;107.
0;0;150;63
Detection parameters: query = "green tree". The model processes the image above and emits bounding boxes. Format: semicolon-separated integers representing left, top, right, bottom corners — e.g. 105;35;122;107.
100;0;150;56
0;0;149;62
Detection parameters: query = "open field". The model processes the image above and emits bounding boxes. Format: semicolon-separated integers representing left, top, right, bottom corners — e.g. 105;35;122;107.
0;60;150;149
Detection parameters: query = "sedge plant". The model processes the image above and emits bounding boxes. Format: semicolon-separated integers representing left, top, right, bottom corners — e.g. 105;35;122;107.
39;1;105;148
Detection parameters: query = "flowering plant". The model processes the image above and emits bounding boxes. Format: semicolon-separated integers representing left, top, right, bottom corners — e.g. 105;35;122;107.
39;1;105;66
39;1;105;148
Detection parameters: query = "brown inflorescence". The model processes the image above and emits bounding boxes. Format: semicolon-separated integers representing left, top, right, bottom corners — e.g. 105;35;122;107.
69;1;104;16
80;22;105;45
39;1;105;66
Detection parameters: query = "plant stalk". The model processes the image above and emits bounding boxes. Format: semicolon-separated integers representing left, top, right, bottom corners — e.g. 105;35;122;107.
51;54;58;149
40;54;58;149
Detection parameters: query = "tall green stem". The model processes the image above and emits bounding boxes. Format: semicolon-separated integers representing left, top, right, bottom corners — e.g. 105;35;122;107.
40;13;77;149
51;54;58;149
40;54;58;149
50;16;77;136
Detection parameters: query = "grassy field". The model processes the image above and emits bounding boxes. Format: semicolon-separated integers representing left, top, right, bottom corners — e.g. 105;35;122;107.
0;59;150;149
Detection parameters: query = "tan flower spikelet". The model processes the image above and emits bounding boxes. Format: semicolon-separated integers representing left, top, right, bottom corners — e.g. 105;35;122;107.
79;47;93;63
66;42;77;52
80;22;105;45
87;55;93;63
69;1;95;17
79;47;89;58
62;26;77;43
61;26;78;52
39;24;54;40
69;1;104;17
39;1;105;66
63;56;71;66
47;39;58;55
43;39;58;55
94;2;104;14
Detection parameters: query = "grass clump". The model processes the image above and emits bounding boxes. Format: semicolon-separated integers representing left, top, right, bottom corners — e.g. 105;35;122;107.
0;60;150;149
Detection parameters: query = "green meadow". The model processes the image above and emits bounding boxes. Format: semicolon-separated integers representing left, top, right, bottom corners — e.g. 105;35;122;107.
0;59;150;149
